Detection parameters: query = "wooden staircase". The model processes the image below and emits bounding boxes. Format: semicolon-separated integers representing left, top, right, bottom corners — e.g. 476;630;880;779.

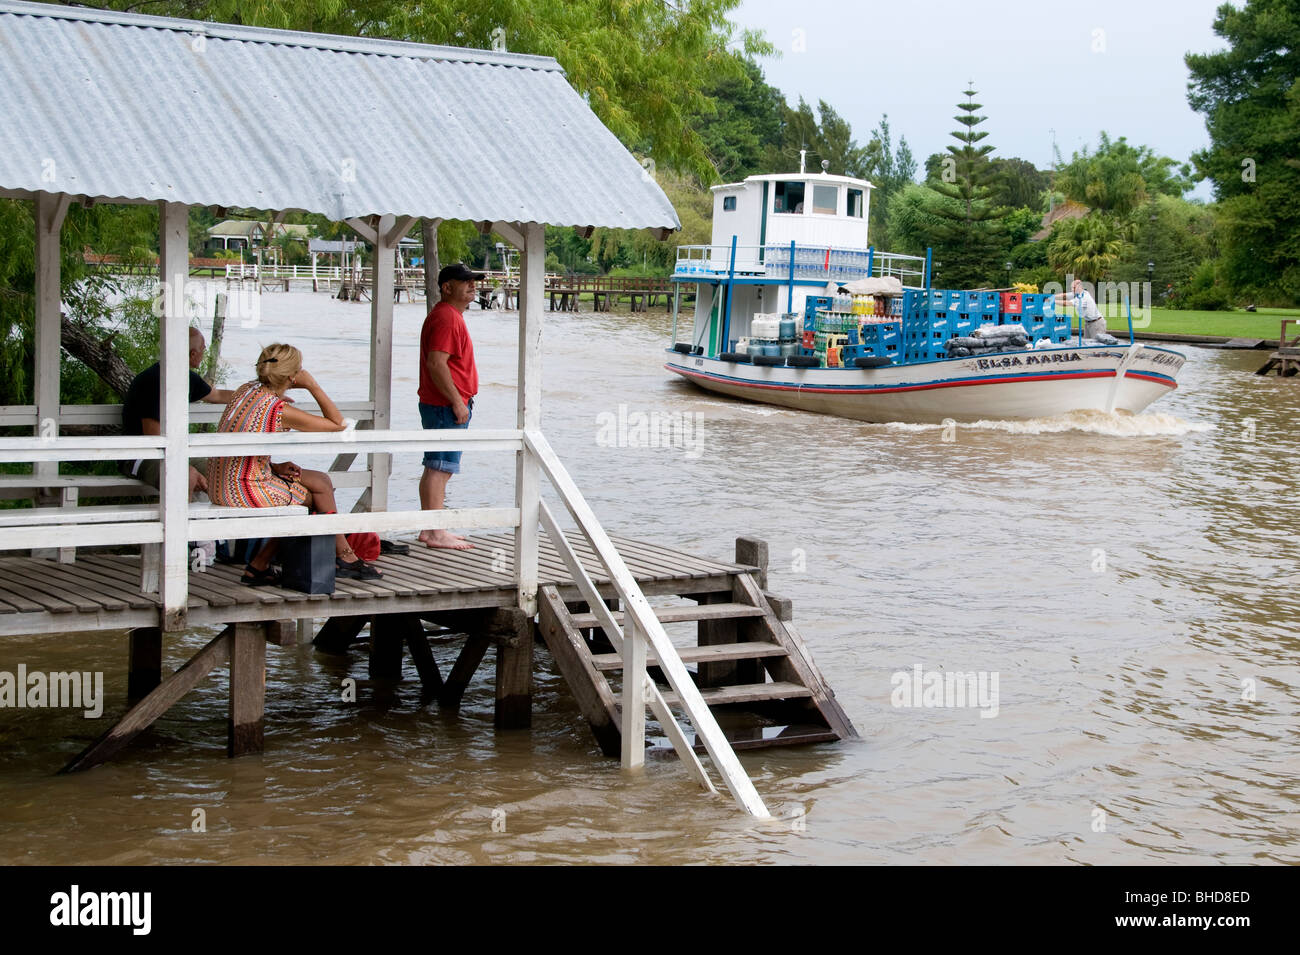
538;553;856;756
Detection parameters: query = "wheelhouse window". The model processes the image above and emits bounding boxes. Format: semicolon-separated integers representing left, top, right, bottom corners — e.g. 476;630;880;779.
847;188;865;218
722;195;737;211
774;180;805;214
812;184;838;215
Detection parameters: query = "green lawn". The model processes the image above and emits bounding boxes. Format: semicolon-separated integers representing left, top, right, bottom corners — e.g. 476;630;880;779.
1127;307;1300;340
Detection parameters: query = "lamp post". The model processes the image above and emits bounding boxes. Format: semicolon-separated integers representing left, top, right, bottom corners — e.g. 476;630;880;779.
1005;260;1013;288
1147;260;1154;286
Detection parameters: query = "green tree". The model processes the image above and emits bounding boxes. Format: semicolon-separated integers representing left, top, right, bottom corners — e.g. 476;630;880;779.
925;88;1007;287
0;199;162;409
1046;215;1127;283
693;57;785;183
885;183;960;258
861;115;916;249
762;98;870;177
1186;0;1300;302
1055;132;1191;217
1109;194;1217;297
126;0;770;182
987;157;1050;211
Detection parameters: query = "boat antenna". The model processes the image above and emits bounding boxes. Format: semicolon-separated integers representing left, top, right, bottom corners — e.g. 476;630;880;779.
799;148;806;174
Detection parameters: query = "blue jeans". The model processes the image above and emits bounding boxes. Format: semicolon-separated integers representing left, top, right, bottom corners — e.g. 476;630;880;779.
420;400;472;474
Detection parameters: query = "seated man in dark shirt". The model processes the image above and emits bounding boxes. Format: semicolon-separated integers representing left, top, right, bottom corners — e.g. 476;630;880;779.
121;327;234;496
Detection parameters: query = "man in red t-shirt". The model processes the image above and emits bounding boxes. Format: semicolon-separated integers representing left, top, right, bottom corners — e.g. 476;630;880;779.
417;262;483;549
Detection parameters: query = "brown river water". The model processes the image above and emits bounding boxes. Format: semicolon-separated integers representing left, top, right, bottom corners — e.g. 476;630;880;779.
1;289;1296;865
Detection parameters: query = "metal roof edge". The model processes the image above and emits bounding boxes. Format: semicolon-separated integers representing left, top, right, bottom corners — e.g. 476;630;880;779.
0;0;562;71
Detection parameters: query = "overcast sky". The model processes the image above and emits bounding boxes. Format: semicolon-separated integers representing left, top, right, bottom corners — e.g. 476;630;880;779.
731;0;1230;198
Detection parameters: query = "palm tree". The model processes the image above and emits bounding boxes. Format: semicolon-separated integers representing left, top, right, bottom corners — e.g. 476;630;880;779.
1047;216;1126;283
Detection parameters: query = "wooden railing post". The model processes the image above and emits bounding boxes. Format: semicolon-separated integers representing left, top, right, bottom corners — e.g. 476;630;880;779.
620;615;646;768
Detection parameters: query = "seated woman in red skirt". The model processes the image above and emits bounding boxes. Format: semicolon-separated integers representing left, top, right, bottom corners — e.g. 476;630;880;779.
208;343;381;584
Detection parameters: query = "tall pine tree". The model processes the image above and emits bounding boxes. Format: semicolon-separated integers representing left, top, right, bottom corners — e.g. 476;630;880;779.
926;88;1007;287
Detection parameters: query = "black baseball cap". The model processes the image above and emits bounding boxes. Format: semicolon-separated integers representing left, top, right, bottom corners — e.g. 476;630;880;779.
438;263;486;284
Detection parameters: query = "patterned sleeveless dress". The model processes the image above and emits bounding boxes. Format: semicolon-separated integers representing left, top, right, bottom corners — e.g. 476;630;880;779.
207;381;310;508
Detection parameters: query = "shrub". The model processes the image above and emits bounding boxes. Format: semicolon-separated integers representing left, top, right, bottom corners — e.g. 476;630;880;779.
1173;260;1231;311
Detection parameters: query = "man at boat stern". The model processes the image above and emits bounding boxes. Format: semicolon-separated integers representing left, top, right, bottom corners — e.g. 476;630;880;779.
1058;279;1107;339
417;262;483;550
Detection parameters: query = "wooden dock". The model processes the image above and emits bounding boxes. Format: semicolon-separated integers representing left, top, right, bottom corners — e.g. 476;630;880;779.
1256;319;1300;376
3;532;854;775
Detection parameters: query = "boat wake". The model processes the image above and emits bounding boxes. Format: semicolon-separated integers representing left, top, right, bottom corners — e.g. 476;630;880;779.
882;409;1214;438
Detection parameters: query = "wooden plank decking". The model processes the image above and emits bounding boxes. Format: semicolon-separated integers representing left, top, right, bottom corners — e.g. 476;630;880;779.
0;532;753;637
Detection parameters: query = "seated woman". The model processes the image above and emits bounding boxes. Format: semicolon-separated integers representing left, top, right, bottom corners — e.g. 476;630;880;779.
207;343;381;584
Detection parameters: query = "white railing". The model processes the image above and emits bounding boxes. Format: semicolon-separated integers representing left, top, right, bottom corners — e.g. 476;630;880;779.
0;401;375;428
0;429;521;549
525;430;768;817
223;264;347;281
0;425;769;815
675;242;928;287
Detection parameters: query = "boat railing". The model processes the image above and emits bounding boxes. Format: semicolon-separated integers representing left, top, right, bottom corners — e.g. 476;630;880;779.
674;242;927;287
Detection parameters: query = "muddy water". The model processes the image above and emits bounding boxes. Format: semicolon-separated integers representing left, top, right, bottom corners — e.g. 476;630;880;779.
1;290;1296;864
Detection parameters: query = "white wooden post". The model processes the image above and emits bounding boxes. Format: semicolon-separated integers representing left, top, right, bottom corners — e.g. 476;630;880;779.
33;192;70;560
159;201;191;631
368;215;396;512
514;222;543;616
620;615;647;769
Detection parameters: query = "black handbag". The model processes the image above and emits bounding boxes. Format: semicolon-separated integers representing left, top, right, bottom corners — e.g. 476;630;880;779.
278;536;336;594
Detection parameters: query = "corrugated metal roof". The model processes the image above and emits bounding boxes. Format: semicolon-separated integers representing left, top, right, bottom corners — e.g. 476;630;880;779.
0;0;680;232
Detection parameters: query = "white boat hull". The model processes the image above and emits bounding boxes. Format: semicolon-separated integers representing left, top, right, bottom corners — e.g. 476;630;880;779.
664;343;1184;424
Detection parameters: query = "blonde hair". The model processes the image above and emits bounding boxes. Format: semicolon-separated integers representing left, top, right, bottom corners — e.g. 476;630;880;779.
255;343;302;391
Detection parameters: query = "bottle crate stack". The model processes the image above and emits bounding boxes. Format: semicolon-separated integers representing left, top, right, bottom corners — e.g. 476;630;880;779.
899;289;1074;361
802;294;900;367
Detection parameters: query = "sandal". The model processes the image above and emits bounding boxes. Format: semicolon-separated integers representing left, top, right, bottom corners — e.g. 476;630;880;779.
336;557;382;580
241;563;281;587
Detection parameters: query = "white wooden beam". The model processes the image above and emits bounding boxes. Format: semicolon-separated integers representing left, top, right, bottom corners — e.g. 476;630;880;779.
368;213;395;512
345;216;378;244
513;222;544;616
384;215;416;248
620;615;647;769
158;201;191;631
490;221;526;251
32;192;69;559
33;192;67;461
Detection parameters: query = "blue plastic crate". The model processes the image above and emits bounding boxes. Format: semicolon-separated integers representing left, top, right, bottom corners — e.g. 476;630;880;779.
1021;293;1044;318
1042;296;1057;319
1022;321;1047;339
962;291;982;312
944;290;964;312
979;291;1000;314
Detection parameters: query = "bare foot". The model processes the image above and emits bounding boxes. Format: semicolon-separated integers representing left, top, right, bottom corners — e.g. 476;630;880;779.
419;529;475;550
